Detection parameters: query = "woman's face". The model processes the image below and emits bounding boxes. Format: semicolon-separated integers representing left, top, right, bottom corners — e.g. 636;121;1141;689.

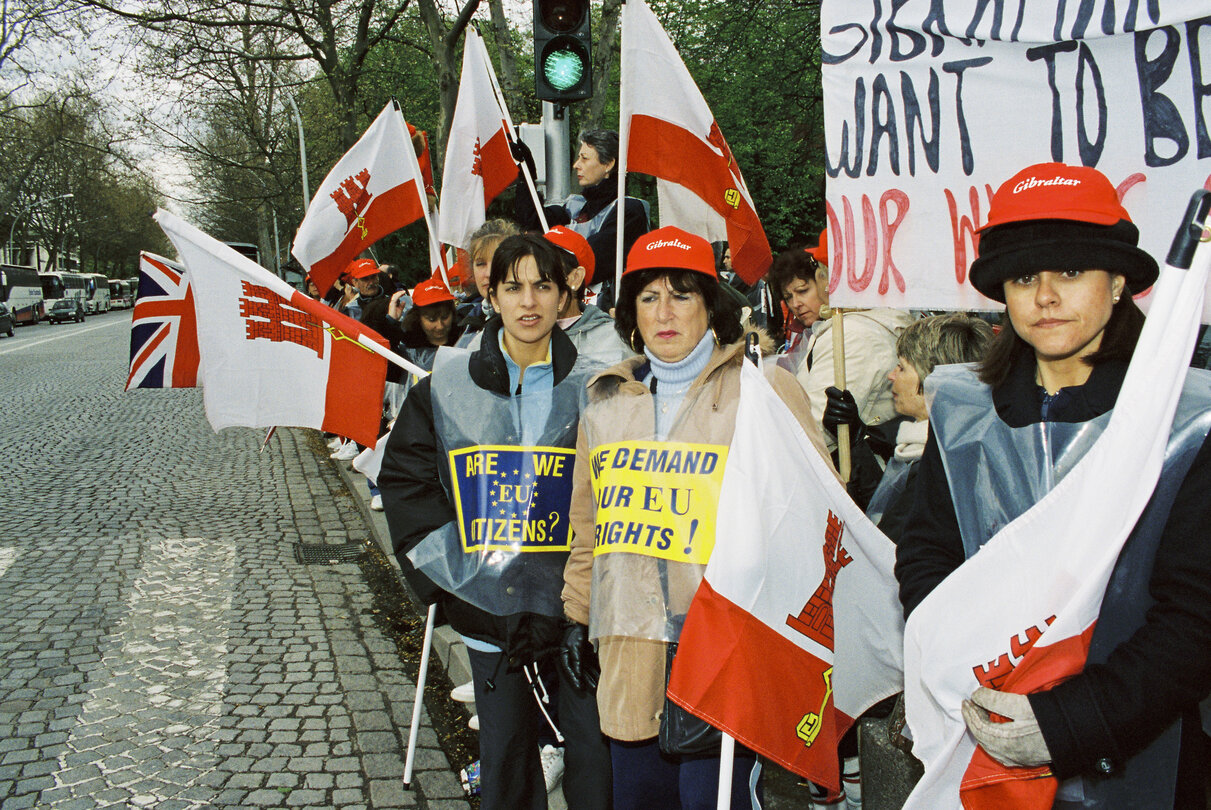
889;357;928;421
472;239;501;301
783;276;826;328
490;256;567;347
1002;269;1125;364
573;143;614;188
420;306;453;347
635;275;711;364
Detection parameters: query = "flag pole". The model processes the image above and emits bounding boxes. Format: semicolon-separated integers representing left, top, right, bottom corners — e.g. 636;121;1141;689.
403;602;438;788
393;100;451;290
356;333;430;378
715;732;735;810
474;29;550;233
832;307;851;482
614;0;630;300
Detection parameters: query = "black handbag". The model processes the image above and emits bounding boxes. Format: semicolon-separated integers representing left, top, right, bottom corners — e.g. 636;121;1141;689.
658;642;723;756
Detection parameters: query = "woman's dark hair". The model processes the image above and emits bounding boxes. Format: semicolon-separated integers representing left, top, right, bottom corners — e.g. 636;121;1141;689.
401;301;457;347
766;247;825;299
488;234;574;297
977;294;1145;388
614;268;743;353
578;129;619;170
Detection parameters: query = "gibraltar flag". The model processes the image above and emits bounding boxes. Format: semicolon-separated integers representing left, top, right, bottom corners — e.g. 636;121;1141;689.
902;221;1210;809
620;0;772;284
156;210;389;447
437;28;519;249
667;362;904;792
292;101;430;295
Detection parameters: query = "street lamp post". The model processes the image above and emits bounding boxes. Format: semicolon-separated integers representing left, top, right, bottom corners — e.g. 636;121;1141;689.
7;193;74;265
284;93;310;213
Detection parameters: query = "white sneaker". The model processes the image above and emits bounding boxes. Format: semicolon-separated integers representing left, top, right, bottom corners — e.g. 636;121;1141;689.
331;441;359;461
451;681;475;703
468;714;479;731
370;494;384;511
540;744;564;793
327;436;343;450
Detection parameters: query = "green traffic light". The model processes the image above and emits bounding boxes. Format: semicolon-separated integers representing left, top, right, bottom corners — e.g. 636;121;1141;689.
543;47;586;91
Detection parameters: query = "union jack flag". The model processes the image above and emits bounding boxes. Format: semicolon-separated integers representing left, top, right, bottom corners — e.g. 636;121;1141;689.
125;252;200;390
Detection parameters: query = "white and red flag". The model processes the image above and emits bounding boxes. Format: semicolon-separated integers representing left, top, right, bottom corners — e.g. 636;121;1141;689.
901;232;1210;809
619;0;772;284
156;210;389;447
437;28;519;249
292;101;431;296
126;252;200;390
667;362;903;792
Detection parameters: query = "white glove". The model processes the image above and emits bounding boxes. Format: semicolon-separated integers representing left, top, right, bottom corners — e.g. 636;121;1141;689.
961;686;1053;768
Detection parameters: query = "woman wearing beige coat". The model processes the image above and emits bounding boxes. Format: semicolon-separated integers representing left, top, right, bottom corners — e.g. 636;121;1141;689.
560;227;834;809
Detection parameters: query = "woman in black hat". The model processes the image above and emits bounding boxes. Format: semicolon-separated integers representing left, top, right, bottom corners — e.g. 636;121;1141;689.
895;162;1211;808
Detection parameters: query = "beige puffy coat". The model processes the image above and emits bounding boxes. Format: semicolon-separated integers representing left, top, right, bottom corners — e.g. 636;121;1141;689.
561;340;835;741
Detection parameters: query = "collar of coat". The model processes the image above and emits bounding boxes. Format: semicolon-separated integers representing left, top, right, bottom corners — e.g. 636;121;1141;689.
994;353;1128;427
469;316;580;395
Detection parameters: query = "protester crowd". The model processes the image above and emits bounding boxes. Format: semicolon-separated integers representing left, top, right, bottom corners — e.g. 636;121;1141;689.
306;148;1211;810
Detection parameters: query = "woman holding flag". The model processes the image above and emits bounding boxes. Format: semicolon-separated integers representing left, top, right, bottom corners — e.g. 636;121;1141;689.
378;235;609;810
560;226;835;809
895;163;1211;807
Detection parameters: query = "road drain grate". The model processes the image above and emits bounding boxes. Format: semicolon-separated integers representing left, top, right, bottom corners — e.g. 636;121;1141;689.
295;543;367;565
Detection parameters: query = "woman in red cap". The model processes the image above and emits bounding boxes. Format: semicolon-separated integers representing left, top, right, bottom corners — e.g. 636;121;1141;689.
896;162;1211;808
561;226;835;809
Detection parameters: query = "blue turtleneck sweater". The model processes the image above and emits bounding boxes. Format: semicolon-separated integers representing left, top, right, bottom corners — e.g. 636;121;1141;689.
641;332;716;440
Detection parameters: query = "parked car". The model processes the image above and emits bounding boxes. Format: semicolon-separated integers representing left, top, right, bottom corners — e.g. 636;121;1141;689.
0;303;13;337
46;299;84;324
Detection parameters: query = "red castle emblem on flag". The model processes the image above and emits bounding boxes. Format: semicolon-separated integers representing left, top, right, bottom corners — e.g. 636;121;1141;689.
239;281;325;358
471;137;484;178
330;168;373;233
785;510;853;651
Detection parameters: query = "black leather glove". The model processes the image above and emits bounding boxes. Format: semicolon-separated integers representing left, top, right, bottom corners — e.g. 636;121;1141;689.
509;137;532;163
508;612;563;668
558;623;600;693
823;386;863;436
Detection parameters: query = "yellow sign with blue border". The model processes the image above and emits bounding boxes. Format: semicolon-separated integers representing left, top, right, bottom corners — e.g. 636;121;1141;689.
449;445;576;553
590;440;728;565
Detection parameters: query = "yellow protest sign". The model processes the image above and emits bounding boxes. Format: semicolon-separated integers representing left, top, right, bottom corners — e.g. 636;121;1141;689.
590;440;728;565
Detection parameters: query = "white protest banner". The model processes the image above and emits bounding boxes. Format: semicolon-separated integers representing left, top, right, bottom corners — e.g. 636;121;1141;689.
821;2;1211;314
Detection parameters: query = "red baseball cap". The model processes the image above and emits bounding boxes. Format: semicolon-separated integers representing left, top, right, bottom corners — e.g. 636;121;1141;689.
806;228;828;265
980;162;1130;230
345;258;379;279
412;275;455;308
544;226;596;284
624;226;716;279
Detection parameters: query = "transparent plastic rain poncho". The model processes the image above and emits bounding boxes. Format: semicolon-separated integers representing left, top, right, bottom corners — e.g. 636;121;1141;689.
584;382;734;644
407;347;600;618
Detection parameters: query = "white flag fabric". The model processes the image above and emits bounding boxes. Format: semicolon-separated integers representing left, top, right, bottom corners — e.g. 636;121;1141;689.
902;233;1211;808
291;102;429;295
437;29;519;249
667;362;903;792
156;210;389;447
619;0;772;284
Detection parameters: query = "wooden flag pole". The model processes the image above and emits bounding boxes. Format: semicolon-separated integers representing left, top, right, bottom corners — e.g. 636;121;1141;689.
832;307;851;483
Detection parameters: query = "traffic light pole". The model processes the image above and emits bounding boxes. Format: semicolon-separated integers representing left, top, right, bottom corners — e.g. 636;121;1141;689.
543;101;573;203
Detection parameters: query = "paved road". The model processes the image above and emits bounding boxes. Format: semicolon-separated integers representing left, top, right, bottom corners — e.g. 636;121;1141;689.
0;311;471;809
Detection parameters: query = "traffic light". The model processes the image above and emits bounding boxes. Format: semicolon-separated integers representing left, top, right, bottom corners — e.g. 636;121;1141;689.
533;0;592;103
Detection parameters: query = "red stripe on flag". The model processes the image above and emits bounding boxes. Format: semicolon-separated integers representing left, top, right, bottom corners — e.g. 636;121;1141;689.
627;114;772;285
959;623;1097;810
124;323;170;391
666;578;851;792
173;284;199;387
310;180;427;295
480;128;519;208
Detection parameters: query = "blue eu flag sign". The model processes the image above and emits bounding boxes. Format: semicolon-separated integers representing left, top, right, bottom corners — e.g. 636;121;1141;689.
448;445;576;552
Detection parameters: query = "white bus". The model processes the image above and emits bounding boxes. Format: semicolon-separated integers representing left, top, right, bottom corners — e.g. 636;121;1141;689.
39;271;89;314
0;264;44;325
109;278;137;309
84;273;110;313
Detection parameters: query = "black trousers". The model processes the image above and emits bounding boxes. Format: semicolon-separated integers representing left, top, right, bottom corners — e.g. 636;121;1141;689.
468;648;546;810
558;664;613;810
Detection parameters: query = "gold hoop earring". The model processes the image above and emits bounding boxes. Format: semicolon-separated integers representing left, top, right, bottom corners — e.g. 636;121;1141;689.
630;329;641;351
710;326;719;345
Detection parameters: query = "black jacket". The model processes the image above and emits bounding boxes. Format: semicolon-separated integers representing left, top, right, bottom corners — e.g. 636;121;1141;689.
895;356;1211;797
377;318;580;652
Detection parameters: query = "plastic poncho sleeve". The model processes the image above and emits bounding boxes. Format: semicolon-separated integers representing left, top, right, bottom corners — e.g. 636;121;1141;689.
562;421;595;626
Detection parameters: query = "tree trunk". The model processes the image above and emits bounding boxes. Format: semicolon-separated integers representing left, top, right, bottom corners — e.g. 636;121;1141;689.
487;0;522;120
587;0;622;130
417;0;481;165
